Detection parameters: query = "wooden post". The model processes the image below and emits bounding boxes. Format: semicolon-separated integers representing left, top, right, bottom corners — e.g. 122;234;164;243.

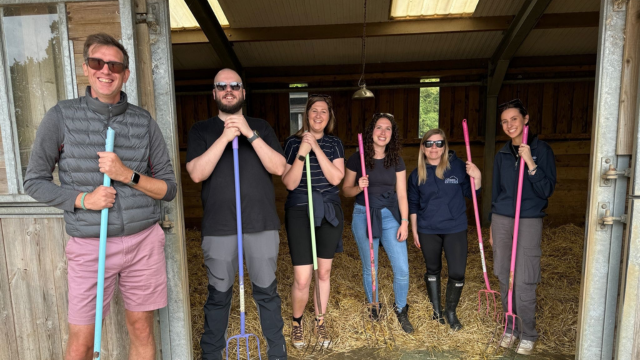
482;94;498;226
135;0;156;118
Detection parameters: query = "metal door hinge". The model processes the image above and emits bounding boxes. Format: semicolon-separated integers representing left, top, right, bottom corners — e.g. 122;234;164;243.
160;215;174;229
599;209;627;227
600;158;630;186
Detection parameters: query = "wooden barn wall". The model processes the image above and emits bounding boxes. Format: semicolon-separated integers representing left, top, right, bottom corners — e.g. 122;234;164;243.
177;82;593;229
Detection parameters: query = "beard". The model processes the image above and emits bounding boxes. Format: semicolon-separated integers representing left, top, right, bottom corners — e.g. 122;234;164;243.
216;92;245;114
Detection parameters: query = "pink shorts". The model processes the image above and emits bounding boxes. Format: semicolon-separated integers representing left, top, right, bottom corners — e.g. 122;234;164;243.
66;224;167;325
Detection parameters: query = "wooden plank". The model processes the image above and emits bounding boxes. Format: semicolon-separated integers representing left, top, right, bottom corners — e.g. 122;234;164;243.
406;88;420;140
278;93;289;141
0;220;19;360
617;0;640;155
541;83;556;135
467;86;480;138
49;220;69;354
181;96;196;144
452;86;466;140
439;87;452;137
572;83;589;134
393;89;405;139
176;96;184;148
527;84;542;135
555;82;573;134
66;2;120;25
68;23;122;41
334;92;349;140
195;95;209;124
587;82;595;136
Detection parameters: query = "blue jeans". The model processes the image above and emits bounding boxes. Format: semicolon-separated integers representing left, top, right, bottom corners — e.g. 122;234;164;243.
351;204;409;309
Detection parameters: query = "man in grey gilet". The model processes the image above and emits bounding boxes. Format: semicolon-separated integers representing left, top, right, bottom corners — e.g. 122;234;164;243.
24;33;176;360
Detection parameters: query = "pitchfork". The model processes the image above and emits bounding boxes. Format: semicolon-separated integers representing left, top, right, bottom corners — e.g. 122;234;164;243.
302;153;333;354
489;126;529;357
226;137;262;360
462;119;501;323
358;133;395;349
93;128;115;360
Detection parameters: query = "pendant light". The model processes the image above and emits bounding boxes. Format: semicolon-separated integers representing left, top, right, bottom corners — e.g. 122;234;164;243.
353;0;374;100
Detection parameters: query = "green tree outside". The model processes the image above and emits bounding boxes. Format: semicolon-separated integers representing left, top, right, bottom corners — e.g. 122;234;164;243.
419;79;440;138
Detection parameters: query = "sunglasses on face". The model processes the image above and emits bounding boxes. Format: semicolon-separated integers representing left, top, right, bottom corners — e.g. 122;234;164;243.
85;57;127;74
423;140;445;148
215;82;243;91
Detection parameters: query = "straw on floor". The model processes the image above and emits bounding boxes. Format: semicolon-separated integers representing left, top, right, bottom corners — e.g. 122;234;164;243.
187;223;583;359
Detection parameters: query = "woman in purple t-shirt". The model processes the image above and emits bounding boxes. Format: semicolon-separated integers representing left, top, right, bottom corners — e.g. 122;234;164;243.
343;113;413;333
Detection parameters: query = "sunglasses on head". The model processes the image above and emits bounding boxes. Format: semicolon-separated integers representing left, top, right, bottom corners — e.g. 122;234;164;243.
85;57;127;74
215;82;243;91
310;93;331;99
374;112;394;120
423;140;445;148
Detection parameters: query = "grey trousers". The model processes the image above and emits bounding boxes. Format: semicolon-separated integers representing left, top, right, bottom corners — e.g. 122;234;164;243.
491;214;543;341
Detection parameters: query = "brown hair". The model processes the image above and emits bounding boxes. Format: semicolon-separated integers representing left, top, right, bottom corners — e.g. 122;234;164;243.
362;113;402;170
294;95;336;137
417;128;450;185
83;33;129;68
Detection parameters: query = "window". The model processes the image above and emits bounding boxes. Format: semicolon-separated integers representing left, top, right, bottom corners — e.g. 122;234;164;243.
419;78;439;138
390;0;480;19
0;5;67;194
289;84;308;135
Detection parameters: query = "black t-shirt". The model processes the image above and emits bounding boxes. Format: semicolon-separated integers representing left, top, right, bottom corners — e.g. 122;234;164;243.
346;152;406;204
186;116;284;236
283;134;345;206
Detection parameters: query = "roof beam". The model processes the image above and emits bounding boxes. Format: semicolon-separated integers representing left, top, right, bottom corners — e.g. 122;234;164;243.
182;0;242;72
481;0;554;226
171;12;598;44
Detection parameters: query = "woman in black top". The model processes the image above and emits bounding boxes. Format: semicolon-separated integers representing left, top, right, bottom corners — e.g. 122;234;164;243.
490;99;556;355
282;94;345;348
343;113;413;334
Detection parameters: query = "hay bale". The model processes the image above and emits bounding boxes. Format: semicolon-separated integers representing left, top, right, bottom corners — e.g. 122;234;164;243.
187;223;583;359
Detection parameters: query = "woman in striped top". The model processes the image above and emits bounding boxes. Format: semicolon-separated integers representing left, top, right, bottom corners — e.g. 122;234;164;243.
281;94;345;349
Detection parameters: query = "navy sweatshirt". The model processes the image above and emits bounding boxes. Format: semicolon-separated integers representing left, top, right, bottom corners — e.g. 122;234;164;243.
408;150;477;234
490;135;556;220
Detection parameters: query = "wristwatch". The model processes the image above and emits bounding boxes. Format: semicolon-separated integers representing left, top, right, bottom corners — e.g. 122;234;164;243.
297;155;305;162
128;171;140;186
247;130;260;143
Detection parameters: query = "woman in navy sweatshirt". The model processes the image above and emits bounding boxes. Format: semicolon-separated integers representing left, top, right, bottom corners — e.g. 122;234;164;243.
408;128;481;331
489;99;556;356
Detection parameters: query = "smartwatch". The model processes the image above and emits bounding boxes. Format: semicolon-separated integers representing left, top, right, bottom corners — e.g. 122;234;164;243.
128;171;140;186
247;130;260;143
297;155;306;162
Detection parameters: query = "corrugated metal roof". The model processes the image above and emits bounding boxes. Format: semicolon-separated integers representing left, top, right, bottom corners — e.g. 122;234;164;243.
172;44;223;70
218;0;392;28
545;0;600;13
233;31;503;67
169;0;228;30
516;28;598;57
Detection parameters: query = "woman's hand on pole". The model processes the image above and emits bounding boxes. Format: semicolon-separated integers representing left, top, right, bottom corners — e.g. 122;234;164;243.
302;132;321;154
357;175;369;192
466;161;482;190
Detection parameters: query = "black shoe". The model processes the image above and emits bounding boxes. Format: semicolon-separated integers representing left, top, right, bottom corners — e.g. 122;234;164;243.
369;303;382;321
394;304;414;334
444;279;464;331
425;274;445;324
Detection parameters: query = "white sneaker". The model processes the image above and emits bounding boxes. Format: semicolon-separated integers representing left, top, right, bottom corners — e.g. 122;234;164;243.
517;340;536;355
499;332;517;348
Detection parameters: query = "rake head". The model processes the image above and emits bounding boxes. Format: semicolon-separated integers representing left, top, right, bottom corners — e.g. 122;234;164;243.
226;333;262;360
361;302;395;349
478;289;502;324
487;312;523;359
303;317;333;355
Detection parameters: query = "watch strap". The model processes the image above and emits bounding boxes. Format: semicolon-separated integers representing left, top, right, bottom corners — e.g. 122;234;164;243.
247;130;260;143
297;155;306;162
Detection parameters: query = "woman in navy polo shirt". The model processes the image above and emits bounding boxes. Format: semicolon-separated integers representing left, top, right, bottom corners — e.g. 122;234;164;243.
408;128;481;331
490;99;556;356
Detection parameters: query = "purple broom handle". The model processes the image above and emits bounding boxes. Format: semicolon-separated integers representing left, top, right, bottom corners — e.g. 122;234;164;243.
507;126;529;313
232;137;246;335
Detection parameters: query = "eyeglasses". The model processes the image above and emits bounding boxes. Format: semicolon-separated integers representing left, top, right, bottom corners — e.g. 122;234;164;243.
214;82;243;91
85;57;127;74
498;98;524;111
423;140;445;148
374;112;395;120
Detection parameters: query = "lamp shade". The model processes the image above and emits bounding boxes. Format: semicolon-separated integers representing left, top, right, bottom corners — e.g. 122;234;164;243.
352;84;374;100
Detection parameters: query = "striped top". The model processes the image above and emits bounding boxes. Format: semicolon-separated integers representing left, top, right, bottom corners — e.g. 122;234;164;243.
284;134;345;206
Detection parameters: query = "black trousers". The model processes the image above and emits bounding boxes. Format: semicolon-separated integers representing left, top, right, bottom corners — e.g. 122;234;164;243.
418;230;468;281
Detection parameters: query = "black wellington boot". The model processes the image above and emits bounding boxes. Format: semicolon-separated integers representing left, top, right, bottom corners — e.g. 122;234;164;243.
425;273;445;324
394;304;414;334
444;279;464;331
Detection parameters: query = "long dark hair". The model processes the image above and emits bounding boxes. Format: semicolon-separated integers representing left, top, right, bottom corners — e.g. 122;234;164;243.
363;113;402;170
294;95;336;137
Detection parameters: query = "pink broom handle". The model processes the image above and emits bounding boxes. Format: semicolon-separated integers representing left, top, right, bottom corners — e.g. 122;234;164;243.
462;120;493;291
358;133;376;299
507;125;529;313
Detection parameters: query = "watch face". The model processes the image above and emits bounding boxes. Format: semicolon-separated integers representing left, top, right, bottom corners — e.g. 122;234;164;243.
254;130;260;137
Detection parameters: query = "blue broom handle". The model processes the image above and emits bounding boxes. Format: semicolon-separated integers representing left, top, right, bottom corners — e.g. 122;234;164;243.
93;127;115;359
232;137;246;335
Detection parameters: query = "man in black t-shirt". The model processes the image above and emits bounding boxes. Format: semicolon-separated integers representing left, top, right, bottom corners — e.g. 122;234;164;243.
186;68;287;360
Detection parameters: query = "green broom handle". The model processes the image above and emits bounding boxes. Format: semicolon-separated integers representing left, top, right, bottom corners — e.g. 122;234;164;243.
305;154;318;270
